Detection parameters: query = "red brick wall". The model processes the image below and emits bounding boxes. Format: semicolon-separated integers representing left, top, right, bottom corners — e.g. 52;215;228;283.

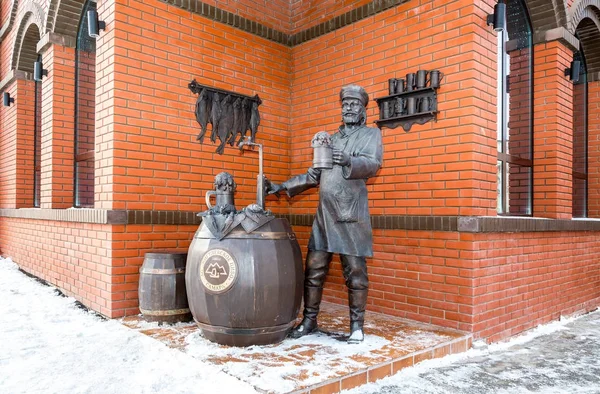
0;0;10;24
203;0;291;33
506;47;533;215
292;223;476;333
0;80;36;209
532;41;574;219
294;221;600;341
110;223;197;317
95;0;115;208
1;0;600;342
0;82;18;208
0;3;17;78
40;44;76;209
0;218;114;316
283;0;499;327
0;217;196;318
471;232;600;342
97;0;292;213
588;81;600;217
572;77;586;216
291;0;372;31
75;49;96;207
283;0;499;219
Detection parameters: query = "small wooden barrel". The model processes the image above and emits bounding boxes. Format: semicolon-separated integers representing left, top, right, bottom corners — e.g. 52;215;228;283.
138;251;192;323
186;218;303;346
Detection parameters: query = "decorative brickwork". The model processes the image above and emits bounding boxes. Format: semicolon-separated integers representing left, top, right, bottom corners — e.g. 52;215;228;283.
45;0;86;41
161;0;409;46
10;3;44;72
571;9;600;73
525;0;568;33
568;0;600;33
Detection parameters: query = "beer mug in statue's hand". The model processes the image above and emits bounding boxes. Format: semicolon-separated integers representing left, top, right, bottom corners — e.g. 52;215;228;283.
312;131;333;169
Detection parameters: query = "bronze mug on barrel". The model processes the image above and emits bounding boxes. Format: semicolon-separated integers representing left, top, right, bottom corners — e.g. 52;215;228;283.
205;190;235;210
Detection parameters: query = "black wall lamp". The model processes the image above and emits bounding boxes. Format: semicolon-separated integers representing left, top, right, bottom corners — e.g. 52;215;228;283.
487;1;506;32
565;60;581;83
3;92;14;107
33;60;48;82
87;10;105;38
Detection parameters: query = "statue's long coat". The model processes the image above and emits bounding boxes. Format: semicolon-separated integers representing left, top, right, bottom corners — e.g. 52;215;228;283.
283;125;382;257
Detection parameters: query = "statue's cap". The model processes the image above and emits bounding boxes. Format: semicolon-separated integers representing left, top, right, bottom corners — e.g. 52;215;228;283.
340;84;369;107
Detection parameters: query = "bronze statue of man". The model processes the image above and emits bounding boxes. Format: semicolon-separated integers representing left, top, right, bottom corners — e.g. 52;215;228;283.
267;84;383;343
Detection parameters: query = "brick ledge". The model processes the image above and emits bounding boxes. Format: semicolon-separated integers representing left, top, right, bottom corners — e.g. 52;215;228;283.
3;209;600;232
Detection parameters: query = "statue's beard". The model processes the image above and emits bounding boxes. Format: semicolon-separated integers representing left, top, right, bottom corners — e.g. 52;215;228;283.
343;112;361;125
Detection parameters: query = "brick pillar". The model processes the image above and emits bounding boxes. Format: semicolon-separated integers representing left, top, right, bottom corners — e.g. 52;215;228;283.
588;80;600;218
95;0;114;209
15;79;37;208
0;74;35;209
532;41;574;219
39;44;76;209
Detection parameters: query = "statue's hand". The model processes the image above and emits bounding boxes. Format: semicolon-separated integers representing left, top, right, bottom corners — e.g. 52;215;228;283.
333;149;350;167
265;179;285;197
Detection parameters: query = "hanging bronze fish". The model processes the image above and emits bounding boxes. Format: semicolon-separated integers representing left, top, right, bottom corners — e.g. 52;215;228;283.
210;92;221;143
216;95;234;155
249;98;260;143
195;89;211;143
237;98;251;147
229;97;242;146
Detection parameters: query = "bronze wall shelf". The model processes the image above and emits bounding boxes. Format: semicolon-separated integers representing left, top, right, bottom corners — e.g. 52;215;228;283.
375;70;442;132
374;110;437;132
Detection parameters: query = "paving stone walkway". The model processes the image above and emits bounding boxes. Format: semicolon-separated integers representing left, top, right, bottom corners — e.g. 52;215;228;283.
348;309;600;394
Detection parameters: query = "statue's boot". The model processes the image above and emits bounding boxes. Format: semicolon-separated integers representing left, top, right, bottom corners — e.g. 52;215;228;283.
348;289;368;344
289;286;322;339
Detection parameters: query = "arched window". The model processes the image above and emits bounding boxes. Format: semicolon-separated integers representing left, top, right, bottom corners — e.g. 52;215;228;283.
74;0;97;207
34;54;42;207
572;48;587;217
496;0;533;215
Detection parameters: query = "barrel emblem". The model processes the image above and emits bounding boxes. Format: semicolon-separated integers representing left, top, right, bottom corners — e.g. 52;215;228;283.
199;248;237;293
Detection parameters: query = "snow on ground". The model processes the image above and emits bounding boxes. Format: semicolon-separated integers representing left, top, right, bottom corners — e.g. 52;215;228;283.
0;257;257;394
184;325;389;393
3;254;600;394
345;309;600;394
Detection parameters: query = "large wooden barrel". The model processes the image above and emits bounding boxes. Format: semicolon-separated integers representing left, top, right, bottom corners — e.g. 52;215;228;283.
186;218;303;346
138;251;192;323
